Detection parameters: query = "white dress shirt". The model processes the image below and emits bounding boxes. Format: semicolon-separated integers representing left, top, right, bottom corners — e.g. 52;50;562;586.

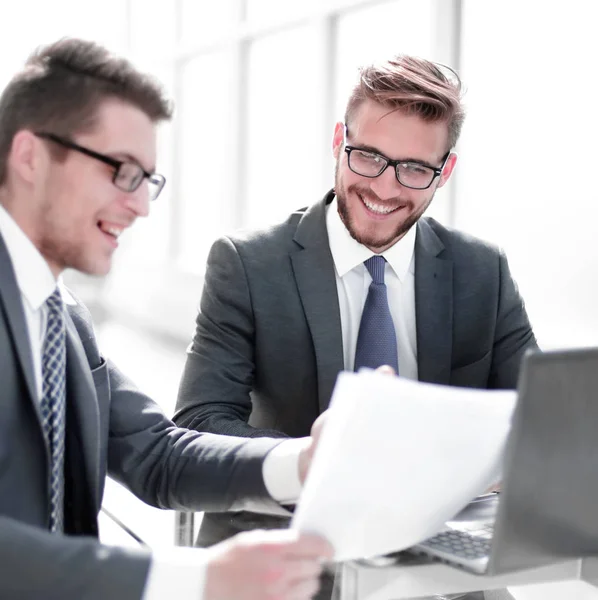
0;204;56;401
326;199;419;380
0;204;304;600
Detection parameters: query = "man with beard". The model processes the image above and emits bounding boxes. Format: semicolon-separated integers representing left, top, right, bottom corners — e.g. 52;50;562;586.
174;55;537;597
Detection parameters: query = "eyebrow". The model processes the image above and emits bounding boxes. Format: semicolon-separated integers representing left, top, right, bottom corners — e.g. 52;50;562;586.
348;140;441;169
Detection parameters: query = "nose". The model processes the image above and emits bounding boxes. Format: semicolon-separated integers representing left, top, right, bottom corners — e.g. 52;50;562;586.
123;185;150;218
369;164;403;201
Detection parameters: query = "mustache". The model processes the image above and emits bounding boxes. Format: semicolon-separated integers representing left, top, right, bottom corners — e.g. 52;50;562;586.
348;185;404;207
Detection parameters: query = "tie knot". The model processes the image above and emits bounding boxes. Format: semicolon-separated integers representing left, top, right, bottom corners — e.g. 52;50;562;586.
364;255;386;284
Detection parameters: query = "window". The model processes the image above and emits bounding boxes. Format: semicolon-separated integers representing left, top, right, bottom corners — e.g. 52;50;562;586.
245;25;325;227
177;51;237;272
105;0;461;340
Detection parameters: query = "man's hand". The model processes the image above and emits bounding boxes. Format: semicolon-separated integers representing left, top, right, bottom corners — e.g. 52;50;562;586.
297;364;396;484
204;529;334;600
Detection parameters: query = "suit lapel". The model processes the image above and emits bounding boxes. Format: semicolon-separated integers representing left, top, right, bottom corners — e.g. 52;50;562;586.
291;192;344;412
0;231;100;514
415;219;453;384
64;312;101;513
0;233;42;424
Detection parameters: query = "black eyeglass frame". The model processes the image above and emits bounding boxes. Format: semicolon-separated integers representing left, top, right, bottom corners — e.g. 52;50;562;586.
342;124;451;190
35;132;166;200
344;145;451;190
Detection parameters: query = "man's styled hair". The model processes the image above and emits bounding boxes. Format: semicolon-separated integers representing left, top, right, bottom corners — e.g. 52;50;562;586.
345;55;465;151
0;37;173;184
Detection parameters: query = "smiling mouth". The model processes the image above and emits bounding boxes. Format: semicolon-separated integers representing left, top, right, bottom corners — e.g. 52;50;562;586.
358;193;402;215
98;221;124;239
97;221;125;248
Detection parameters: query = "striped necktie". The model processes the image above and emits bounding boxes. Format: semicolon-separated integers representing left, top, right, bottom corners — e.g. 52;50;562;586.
41;288;67;533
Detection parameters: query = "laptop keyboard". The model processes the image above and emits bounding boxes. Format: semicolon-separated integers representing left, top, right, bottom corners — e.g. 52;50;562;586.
422;523;494;560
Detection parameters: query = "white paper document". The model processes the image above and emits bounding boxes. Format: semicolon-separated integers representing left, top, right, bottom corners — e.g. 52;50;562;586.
291;371;517;561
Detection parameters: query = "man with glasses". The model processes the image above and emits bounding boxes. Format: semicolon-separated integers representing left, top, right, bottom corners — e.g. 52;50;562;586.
175;54;537;598
0;38;334;600
34;132;167;200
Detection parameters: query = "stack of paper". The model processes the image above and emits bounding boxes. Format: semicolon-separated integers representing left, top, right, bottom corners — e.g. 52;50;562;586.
291;371;517;561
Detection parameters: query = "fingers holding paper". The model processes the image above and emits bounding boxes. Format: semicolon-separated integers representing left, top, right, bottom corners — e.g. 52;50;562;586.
204;529;334;600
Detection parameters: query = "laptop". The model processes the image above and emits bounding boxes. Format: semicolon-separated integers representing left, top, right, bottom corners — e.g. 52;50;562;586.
412;347;598;575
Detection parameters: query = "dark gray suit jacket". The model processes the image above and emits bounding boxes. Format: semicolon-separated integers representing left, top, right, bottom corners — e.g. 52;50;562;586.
0;232;286;599
175;191;538;545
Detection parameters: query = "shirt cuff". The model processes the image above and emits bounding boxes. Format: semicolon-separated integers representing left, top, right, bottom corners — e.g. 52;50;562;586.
143;547;208;600
262;437;310;504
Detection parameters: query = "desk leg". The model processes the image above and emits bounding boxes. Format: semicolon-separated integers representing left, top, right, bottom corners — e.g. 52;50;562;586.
175;511;195;547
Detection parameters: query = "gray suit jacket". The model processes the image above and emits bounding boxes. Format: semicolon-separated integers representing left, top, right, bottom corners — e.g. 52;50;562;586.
175;191;537;544
0;232;286;599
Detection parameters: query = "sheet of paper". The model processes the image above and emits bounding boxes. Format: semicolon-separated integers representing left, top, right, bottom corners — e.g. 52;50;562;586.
291;371;517;561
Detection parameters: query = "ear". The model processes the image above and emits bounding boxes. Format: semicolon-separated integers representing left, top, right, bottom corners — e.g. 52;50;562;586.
436;152;458;189
332;121;345;160
9;130;42;184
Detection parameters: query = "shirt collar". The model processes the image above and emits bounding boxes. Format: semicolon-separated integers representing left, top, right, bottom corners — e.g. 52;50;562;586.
326;198;416;281
0;203;58;311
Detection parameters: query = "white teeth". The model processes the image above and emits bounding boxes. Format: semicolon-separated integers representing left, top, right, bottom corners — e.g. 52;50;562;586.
361;197;397;214
99;223;124;238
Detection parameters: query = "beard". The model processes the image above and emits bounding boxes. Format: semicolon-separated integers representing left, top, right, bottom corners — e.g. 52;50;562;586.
334;161;434;252
37;205;112;277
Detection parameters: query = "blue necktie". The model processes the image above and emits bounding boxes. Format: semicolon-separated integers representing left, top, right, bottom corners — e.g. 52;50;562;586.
41;288;66;533
354;255;399;373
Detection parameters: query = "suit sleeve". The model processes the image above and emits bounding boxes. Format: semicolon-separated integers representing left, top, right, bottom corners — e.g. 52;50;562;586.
489;249;538;388
174;236;288;438
106;359;288;514
0;516;150;599
68;298;290;516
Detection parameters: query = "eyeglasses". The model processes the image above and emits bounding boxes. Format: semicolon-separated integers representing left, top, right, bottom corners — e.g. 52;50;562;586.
35;132;166;201
344;145;451;191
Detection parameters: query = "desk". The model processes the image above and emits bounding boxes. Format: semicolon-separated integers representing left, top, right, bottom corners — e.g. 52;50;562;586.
339;559;590;600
